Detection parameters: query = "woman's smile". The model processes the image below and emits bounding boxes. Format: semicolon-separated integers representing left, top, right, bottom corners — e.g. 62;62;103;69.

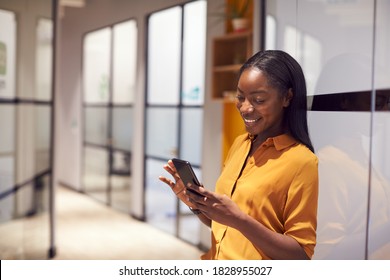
243;116;261;126
236;68;290;138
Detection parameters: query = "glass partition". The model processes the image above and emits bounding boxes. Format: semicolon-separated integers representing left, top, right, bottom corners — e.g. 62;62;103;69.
147;7;182;106
182;1;206;106
0;1;54;259
112;20;137;104
145;0;206;245
35;18;53;101
83;27;111;104
0;9;16;227
0;9;16;99
112;107;133;151
265;0;390;259
82;19;136;213
368;0;390;259
146;108;179;159
180;108;203;166
0;104;15;224
35;105;51;174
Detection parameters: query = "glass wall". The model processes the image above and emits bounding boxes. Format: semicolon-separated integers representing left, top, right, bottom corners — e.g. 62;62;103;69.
265;0;390;259
0;0;54;259
368;0;390;259
145;0;206;245
82;19;137;213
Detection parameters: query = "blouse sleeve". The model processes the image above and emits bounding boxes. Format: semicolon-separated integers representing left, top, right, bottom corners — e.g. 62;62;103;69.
283;155;319;259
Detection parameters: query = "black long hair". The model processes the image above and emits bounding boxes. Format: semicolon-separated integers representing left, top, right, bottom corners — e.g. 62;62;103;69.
239;50;315;153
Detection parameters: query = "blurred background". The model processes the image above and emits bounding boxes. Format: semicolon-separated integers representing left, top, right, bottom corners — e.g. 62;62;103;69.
0;0;389;260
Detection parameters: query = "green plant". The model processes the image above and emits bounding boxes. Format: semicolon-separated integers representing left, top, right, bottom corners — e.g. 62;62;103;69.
226;0;250;19
209;0;250;20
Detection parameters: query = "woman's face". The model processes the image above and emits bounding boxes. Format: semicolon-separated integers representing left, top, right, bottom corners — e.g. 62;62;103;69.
236;68;291;138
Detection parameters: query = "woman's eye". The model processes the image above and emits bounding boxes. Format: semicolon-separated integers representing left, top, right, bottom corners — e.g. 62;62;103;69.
254;99;265;104
236;95;245;102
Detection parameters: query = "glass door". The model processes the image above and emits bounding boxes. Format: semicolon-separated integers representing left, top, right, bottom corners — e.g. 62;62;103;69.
145;1;206;245
83;27;111;204
82;20;137;213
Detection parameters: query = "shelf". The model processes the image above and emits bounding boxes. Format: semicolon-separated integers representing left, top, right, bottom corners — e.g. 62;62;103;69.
213;64;242;72
211;30;253;100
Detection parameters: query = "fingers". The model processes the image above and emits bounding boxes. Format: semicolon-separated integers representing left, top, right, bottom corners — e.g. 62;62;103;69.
158;176;174;187
186;186;210;207
163;164;174;176
163;160;182;182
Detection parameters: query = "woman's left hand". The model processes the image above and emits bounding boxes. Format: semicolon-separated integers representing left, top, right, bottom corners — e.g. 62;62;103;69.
186;185;244;228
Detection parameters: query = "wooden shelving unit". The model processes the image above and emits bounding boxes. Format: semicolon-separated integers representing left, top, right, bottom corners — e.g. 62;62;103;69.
211;30;253;101
211;30;254;162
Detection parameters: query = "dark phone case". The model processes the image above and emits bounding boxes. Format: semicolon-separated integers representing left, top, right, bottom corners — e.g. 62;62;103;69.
171;158;201;187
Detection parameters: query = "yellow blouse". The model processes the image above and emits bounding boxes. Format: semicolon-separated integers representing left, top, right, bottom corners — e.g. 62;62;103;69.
201;133;318;260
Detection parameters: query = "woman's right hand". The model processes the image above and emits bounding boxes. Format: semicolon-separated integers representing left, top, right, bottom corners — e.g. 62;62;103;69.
158;159;196;208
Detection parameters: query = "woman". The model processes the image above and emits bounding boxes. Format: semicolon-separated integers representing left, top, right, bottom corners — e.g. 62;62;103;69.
159;50;318;260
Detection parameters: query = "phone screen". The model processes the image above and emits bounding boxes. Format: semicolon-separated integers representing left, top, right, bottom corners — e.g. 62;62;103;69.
171;158;201;188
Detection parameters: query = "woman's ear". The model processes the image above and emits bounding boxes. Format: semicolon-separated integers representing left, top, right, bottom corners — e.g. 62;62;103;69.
283;88;293;107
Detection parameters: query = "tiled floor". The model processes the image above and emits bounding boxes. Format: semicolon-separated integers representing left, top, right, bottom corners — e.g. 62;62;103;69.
0;186;205;260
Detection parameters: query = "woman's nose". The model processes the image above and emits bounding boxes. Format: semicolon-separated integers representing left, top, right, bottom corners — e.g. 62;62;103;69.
240;100;254;113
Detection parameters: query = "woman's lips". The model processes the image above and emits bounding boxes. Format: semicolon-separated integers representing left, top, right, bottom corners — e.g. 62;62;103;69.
243;117;260;126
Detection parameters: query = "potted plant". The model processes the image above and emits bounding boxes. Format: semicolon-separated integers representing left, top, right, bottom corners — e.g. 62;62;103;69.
209;0;251;32
227;0;250;32
209;0;253;32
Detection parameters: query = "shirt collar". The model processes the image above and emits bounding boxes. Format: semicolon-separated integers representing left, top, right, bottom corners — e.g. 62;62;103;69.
247;133;297;151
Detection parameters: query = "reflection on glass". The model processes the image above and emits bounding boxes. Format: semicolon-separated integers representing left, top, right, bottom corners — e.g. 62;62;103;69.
284;25;322;96
265;14;276;50
83;27;111;103
113;20;137;104
284;25;302;61
182;0;206;105
267;0;380;260
368;0;390;260
310;112;371;259
35;18;53;101
314;53;373;97
84;107;108;146
368;113;390;259
146;108;178;158
147;7;182;105
302;34;321;96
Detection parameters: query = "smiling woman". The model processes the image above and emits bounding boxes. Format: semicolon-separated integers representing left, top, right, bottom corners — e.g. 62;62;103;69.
235;68;292;148
160;50;319;260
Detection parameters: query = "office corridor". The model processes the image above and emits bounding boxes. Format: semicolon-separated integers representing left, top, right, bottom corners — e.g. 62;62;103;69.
0;186;205;260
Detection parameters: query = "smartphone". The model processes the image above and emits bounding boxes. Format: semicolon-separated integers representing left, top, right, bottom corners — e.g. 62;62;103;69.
171;158;201;191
